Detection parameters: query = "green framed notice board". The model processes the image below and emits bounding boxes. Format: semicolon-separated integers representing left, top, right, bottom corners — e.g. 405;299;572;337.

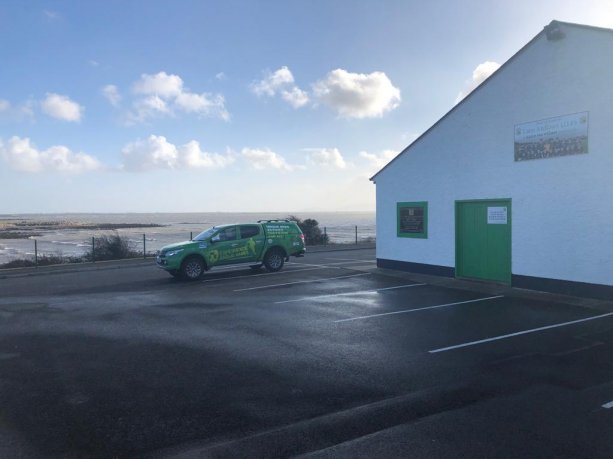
397;202;428;238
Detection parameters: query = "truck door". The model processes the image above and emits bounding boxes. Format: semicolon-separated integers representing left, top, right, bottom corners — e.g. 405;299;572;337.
238;224;265;262
209;226;241;266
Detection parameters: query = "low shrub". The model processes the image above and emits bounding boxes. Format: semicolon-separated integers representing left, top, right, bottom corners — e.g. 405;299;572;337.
287;216;329;246
84;232;140;261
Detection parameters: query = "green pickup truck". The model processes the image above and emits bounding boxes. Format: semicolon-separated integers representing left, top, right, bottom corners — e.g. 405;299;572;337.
156;220;306;280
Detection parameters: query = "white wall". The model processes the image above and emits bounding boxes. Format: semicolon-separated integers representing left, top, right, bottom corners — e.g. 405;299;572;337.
375;24;613;287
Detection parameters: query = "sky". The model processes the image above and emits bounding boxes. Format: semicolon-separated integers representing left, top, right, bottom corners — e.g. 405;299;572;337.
1;0;612;213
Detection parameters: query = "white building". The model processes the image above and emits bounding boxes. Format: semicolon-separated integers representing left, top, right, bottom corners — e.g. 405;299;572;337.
371;21;613;300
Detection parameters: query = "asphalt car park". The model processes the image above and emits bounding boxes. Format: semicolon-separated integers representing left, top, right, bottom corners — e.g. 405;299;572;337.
1;248;613;457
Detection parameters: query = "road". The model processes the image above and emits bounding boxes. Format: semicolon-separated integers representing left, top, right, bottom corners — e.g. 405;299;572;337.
1;248;613;458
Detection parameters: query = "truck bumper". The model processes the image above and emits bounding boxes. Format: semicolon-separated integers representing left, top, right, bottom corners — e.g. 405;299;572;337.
156;255;181;271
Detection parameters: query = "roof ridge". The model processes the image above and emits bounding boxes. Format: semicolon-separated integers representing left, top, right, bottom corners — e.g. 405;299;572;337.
370;19;612;182
552;20;613;34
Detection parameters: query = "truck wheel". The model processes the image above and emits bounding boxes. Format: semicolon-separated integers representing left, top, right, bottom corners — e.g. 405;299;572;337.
181;256;205;280
263;249;284;272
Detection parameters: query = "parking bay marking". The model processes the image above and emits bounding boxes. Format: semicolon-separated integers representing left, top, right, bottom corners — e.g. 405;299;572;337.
323;257;373;262
211;261;360;271
429;311;613;354
200;266;342;283
275;283;428;304
602;401;613;409
334;295;504;323
286;262;345;268
338;264;379;270
286;260;375;268
307;260;377;266
233;273;370;292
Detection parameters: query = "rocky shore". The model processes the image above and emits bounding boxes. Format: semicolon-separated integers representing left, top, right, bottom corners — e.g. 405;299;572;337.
0;220;164;239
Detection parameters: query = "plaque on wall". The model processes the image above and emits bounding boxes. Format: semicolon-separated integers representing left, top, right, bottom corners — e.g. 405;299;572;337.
399;206;424;234
397;202;428;238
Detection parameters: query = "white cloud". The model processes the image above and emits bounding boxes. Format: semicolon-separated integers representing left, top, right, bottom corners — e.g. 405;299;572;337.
89;59;100;67
138;95;170;114
215;72;227;81
126;71;229;123
121;135;234;172
174;92;208;112
125;95;171;125
241;147;293;171
174;92;230;120
133;72;184;98
312;69;401;119
121;135;177;171
360;149;397;172
307;148;346;169
181;141;235;169
0;136;101;173
0;137;39;172
0;99;9;112
251;67;309;108
456;61;501;103
102;84;121;107
281;87;309;108
41;93;83;122
251;67;295;97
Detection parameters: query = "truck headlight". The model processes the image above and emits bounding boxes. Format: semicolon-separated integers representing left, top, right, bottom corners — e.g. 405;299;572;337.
165;249;184;257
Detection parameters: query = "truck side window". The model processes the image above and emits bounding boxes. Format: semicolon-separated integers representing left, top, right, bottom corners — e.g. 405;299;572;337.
218;227;237;241
239;225;260;239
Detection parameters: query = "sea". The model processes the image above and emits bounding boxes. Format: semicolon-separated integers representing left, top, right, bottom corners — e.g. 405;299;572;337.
0;212;375;264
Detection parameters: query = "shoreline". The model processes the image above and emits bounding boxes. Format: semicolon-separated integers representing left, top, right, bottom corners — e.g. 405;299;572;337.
0;221;165;240
0;213;376;265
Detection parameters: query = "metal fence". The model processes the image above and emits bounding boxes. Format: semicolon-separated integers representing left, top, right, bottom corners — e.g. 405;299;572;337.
320;225;376;245
0;226;376;268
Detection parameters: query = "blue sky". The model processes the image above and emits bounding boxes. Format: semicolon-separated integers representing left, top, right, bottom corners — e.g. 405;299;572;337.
1;0;611;213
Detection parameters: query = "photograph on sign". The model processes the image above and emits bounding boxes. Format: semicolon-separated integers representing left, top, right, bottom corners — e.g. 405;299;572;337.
514;111;588;161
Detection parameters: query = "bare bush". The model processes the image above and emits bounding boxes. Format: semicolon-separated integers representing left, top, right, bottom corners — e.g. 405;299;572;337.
85;232;139;261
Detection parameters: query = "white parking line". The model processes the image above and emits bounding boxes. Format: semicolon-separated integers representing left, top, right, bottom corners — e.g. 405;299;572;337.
429;311;613;354
334;295;504;323
339;264;378;270
274;283;427;304
602;401;613;409
286;262;341;268
323;257;370;262
286;260;375;268
321;260;377;266
200;266;340;283
233;273;370;292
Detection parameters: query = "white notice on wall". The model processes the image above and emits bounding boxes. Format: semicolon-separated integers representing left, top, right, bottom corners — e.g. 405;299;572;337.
487;207;507;224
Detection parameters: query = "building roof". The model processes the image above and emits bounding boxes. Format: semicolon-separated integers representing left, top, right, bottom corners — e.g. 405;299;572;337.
369;20;613;182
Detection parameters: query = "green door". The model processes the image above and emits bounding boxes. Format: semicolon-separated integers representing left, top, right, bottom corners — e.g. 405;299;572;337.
456;199;511;284
210;226;252;266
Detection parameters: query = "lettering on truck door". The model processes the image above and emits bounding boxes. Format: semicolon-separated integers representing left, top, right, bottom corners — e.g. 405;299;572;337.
210;226;242;266
238;225;264;262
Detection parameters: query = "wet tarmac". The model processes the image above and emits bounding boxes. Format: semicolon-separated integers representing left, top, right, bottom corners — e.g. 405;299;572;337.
1;248;612;457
